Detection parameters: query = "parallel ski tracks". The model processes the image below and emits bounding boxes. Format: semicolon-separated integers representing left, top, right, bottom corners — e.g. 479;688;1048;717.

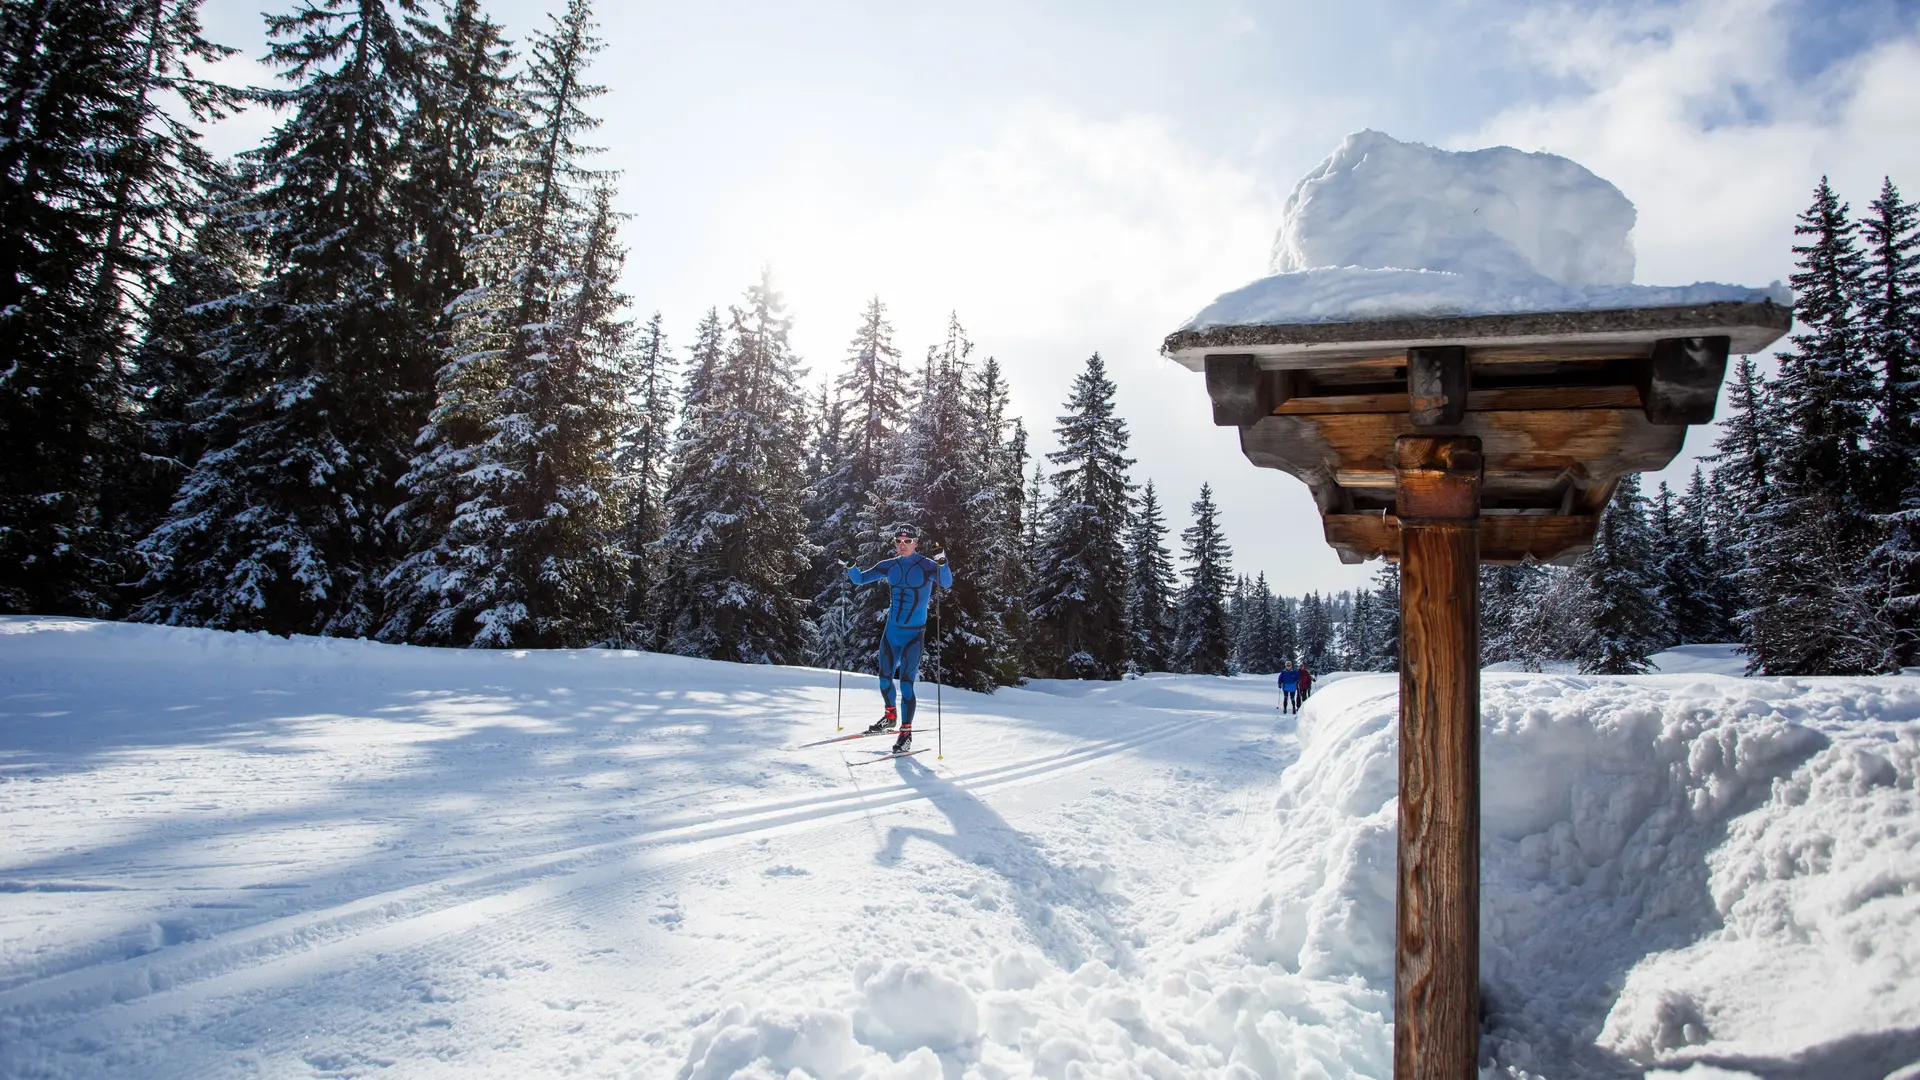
0;711;1213;1040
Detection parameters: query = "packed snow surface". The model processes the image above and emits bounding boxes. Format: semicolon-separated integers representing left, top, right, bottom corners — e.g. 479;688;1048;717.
1180;131;1788;329
2;619;1917;1079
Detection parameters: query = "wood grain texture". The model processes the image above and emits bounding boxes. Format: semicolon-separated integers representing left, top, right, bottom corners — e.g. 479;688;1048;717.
1237;409;1682;516
1274;385;1643;416
1323;512;1597;564
1396;492;1482;1079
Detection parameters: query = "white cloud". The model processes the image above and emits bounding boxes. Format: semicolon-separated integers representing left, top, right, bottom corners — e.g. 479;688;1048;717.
1460;0;1920;496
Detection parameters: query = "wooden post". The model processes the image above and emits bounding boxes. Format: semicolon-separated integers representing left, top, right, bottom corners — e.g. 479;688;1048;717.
1393;435;1483;1080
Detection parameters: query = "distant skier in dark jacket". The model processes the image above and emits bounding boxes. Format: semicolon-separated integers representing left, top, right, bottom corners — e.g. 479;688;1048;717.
1297;665;1313;705
843;524;952;754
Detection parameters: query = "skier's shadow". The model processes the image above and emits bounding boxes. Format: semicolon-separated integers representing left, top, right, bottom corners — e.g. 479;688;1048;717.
871;758;1125;973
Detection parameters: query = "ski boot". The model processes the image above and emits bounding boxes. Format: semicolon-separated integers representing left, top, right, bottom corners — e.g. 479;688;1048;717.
891;727;913;754
864;705;898;735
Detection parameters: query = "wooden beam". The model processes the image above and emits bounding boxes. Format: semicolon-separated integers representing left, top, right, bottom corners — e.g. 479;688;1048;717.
1274;385;1643;416
1393;435;1482;1080
1408;346;1469;426
1639;335;1730;425
1204;354;1286;427
1239;409;1685;511
1323;512;1597;564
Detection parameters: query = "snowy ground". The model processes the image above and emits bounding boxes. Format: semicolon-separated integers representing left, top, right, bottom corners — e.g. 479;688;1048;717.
2;621;1916;1079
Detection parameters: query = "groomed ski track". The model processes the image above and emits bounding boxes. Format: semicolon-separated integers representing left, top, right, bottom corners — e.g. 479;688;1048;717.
0;619;1293;1079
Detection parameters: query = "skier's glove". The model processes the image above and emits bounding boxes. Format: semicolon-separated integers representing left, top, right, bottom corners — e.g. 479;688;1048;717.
931;545;947;564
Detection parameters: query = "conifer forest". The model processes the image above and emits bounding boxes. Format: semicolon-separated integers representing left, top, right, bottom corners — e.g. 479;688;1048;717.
3;0;1916;684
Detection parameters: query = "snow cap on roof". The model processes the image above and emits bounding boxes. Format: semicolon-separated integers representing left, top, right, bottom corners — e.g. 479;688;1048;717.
1269;129;1637;289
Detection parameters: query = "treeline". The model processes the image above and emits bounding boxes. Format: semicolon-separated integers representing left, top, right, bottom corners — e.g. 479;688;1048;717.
10;2;1910;683
0;0;1257;692
1229;174;1919;678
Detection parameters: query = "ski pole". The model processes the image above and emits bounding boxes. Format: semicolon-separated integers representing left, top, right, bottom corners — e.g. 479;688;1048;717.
934;589;943;761
834;563;851;731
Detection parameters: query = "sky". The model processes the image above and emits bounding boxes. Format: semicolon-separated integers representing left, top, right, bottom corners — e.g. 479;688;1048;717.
195;0;1920;597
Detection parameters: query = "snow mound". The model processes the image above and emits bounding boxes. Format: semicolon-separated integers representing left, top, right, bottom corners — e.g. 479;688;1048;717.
853;960;981;1055
1172;671;1920;1076
1182;130;1787;329
1271;129;1637;289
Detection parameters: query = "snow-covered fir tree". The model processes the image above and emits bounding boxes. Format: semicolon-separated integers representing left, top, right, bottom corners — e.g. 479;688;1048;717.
1344;585;1377;671
805;296;908;668
1172;483;1232;675
1028;354;1134;679
119;164;256;563
382;0;630;647
971;357;1032;687
1481;563;1534;665
1706;354;1772;653
1267;593;1298;670
653;270;814;664
1;0;237;615
613;313;676;647
1295;591;1334;673
1664;468;1728;643
867;314;1006;692
1745;178;1890;673
136;0;436;635
1121;480;1177;674
1363;565;1400;670
1236;573;1279;673
1576;475;1671;674
1861;177;1920;666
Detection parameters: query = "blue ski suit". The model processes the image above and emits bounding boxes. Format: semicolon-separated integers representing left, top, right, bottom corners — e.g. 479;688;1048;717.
846;553;953;726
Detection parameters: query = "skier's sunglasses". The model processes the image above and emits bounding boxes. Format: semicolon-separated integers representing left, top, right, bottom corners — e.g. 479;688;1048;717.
893;534;918;545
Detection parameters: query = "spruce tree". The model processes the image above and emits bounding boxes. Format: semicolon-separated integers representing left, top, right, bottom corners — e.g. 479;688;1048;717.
1367;563;1401;671
614;313;676;647
807;296;908;665
1267;593;1298;669
136;0;431;635
1745;178;1888;673
972;356;1031;686
1648;481;1684;650
1122;480;1177;673
382;0;629;647
1861;177;1919;511
868;314;1003;692
1706;355;1772;653
0;0;236;615
1577;476;1672;673
1861;177;1920;667
119;164;255;563
1347;586;1376;670
1297;590;1334;673
654;270;813;663
1029;354;1134;678
1666;468;1728;643
1226;574;1250;673
1241;573;1279;673
1172;483;1233;674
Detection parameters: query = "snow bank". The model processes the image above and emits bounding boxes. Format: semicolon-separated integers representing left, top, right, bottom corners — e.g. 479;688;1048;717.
1181;130;1787;329
1173;671;1920;1077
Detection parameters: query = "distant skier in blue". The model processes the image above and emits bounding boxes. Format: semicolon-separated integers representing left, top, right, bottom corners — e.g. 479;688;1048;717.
1279;661;1300;713
842;524;952;754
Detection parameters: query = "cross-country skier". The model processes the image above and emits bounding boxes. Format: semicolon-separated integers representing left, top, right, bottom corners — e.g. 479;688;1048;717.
1279;661;1300;713
1297;664;1313;706
841;524;953;754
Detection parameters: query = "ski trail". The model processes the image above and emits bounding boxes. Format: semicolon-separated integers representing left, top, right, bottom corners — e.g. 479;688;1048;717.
0;711;1216;1035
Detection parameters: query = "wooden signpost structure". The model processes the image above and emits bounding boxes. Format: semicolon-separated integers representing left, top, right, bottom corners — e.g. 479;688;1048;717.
1163;299;1792;1079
